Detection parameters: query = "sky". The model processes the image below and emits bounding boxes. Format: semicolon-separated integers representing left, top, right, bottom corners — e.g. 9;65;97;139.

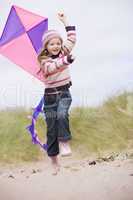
0;0;133;109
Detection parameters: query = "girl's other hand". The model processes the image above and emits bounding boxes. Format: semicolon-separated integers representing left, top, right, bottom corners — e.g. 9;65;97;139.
67;54;75;64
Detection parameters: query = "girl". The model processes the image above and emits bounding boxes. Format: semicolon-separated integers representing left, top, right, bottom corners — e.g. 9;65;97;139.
38;13;76;174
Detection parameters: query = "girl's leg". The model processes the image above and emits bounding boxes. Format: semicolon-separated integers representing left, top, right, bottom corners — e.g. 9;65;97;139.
57;90;72;156
43;94;59;157
50;155;60;175
46;119;59;157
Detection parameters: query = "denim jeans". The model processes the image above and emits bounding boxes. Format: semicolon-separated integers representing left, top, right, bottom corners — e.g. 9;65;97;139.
43;89;72;157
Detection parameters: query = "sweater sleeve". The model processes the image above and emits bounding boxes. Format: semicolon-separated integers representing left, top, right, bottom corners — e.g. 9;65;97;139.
41;55;72;75
63;26;76;54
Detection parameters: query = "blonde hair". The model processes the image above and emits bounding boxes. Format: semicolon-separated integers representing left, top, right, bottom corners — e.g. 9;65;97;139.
37;48;49;64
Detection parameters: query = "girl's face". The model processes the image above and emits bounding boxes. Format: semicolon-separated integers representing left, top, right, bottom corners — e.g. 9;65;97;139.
46;37;62;56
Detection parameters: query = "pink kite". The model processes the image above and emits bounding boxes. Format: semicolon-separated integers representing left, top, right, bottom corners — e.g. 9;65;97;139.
0;5;48;150
0;5;48;81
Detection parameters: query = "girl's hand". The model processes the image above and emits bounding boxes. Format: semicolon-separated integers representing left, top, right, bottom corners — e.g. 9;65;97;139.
57;12;69;26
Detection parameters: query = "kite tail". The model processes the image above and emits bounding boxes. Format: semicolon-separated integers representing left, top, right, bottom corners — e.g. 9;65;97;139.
26;96;47;151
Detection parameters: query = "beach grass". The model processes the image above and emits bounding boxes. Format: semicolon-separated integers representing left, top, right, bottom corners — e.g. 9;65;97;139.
0;92;133;163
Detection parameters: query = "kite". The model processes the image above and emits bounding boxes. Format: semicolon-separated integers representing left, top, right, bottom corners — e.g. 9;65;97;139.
0;5;48;80
0;5;48;150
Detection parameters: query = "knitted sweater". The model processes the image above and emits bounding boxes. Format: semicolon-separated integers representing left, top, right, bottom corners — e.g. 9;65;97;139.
40;26;76;88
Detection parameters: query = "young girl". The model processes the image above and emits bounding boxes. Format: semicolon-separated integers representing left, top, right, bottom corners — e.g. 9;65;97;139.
38;13;76;174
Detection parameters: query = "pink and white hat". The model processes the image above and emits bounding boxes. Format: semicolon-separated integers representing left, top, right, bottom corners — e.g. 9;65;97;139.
42;30;63;49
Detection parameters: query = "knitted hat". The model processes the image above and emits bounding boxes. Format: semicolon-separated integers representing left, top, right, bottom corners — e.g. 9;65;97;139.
42;30;63;49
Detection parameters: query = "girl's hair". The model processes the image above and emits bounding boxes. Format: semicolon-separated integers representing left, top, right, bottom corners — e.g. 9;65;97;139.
37;48;49;64
37;48;49;75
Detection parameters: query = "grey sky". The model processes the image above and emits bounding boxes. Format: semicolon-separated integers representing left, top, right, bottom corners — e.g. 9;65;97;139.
0;0;133;109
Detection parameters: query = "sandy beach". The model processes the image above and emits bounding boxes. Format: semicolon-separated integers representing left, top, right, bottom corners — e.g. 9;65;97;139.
0;156;133;200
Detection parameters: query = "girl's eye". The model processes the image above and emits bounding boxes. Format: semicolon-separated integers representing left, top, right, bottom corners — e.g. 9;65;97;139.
49;42;61;46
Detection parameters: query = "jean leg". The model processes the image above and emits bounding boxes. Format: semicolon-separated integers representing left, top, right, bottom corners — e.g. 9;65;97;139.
57;90;72;141
43;94;59;156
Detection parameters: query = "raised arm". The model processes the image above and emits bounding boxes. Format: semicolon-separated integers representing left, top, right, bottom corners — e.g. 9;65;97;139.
58;13;76;53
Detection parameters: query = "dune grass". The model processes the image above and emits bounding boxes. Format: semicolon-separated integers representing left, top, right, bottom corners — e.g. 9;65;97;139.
70;92;133;157
0;92;133;163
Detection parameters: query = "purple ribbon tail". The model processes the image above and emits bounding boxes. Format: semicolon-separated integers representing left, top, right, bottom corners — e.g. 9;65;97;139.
26;96;47;151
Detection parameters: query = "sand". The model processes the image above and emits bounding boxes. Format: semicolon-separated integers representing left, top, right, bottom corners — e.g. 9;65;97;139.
0;156;133;200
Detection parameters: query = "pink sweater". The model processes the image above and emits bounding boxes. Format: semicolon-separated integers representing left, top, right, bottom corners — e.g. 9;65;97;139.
40;26;76;88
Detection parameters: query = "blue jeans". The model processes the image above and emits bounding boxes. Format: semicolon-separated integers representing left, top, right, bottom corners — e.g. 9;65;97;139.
43;89;72;157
